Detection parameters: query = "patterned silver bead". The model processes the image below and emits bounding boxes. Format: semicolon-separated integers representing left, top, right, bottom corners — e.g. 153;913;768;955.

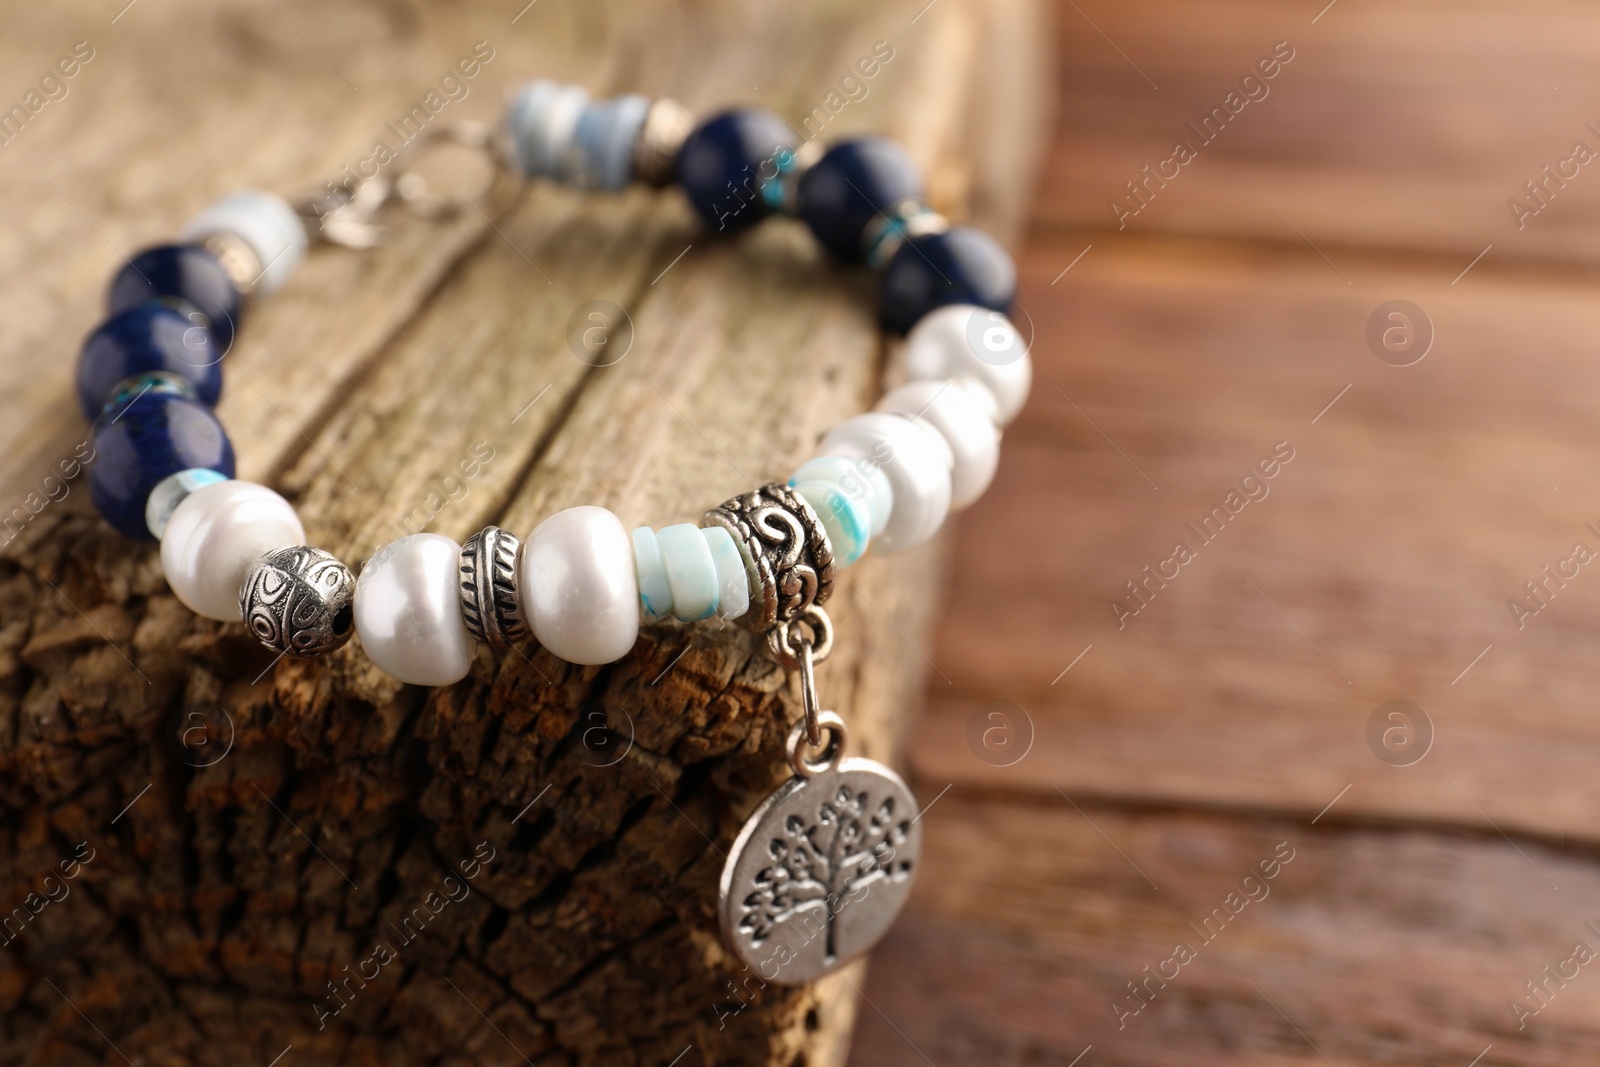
459;526;528;647
240;546;356;657
703;483;835;632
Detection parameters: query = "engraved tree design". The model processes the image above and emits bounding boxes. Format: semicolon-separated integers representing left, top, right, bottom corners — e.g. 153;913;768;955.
738;782;914;963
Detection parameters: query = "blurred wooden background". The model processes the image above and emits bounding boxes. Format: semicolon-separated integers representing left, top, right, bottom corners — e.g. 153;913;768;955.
853;0;1600;1064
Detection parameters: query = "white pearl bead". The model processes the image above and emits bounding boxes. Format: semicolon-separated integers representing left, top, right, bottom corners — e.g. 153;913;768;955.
876;378;1001;510
903;304;1032;425
180;190;308;295
160;480;305;621
819;413;952;553
354;533;473;686
522;506;639;665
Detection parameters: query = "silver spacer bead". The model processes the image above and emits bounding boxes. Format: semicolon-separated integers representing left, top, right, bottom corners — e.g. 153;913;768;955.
632;97;694;187
862;200;950;270
702;483;835;632
775;138;825;216
459;526;528;647
200;230;264;299
240;546;356;657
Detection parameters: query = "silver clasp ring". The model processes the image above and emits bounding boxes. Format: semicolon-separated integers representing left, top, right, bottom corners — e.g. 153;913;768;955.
297;120;504;249
786;710;847;778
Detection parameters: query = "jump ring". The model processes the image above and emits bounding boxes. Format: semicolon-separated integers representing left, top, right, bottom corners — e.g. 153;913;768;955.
766;604;833;670
786;710;847;778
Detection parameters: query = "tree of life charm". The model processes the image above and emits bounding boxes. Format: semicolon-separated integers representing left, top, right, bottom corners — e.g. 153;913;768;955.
718;712;921;985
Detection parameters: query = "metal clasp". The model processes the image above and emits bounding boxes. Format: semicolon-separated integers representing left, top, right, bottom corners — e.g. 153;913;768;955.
297;120;504;249
768;605;833;746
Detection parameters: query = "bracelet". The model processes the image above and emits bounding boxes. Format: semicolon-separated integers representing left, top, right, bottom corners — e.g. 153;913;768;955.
69;79;1033;982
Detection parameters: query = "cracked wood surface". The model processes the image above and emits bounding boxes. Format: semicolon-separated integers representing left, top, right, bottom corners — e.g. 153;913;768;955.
0;1;1049;1064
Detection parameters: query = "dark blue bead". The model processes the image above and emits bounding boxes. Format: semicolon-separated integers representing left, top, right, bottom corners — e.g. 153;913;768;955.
798;137;923;261
76;302;221;422
676;109;796;233
107;244;243;355
879;226;1017;335
89;387;235;539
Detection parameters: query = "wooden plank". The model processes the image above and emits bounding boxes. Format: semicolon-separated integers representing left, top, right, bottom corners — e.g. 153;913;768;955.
911;232;1600;844
853;787;1596;1066
1039;0;1600;265
0;0;1049;1064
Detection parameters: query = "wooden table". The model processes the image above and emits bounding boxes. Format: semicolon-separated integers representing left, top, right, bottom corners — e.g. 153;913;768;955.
852;1;1600;1064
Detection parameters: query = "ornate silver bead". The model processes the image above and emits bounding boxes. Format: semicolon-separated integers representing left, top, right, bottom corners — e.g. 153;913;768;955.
632;97;694;187
703;483;835;632
459;526;528;647
240;546;356;657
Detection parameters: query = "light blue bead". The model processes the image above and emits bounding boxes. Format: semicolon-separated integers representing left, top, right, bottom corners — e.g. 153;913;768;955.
794;481;871;567
633;526;673;620
792;455;893;538
658;522;719;621
571;94;650;190
701;524;750;620
505;80;590;180
145;467;229;539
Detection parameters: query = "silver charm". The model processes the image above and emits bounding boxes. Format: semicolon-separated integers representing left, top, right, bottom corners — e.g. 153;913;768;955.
703;482;835;632
240;546;356;657
459;526;527;647
719;709;920;985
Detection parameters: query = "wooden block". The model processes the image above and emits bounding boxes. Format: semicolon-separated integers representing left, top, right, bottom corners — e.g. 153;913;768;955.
0;0;1049;1063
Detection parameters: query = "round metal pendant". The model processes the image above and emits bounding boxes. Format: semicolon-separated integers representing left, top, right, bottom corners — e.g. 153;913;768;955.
719;753;921;985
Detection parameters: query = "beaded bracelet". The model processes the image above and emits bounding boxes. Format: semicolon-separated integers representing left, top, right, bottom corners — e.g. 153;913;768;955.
70;79;1032;983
